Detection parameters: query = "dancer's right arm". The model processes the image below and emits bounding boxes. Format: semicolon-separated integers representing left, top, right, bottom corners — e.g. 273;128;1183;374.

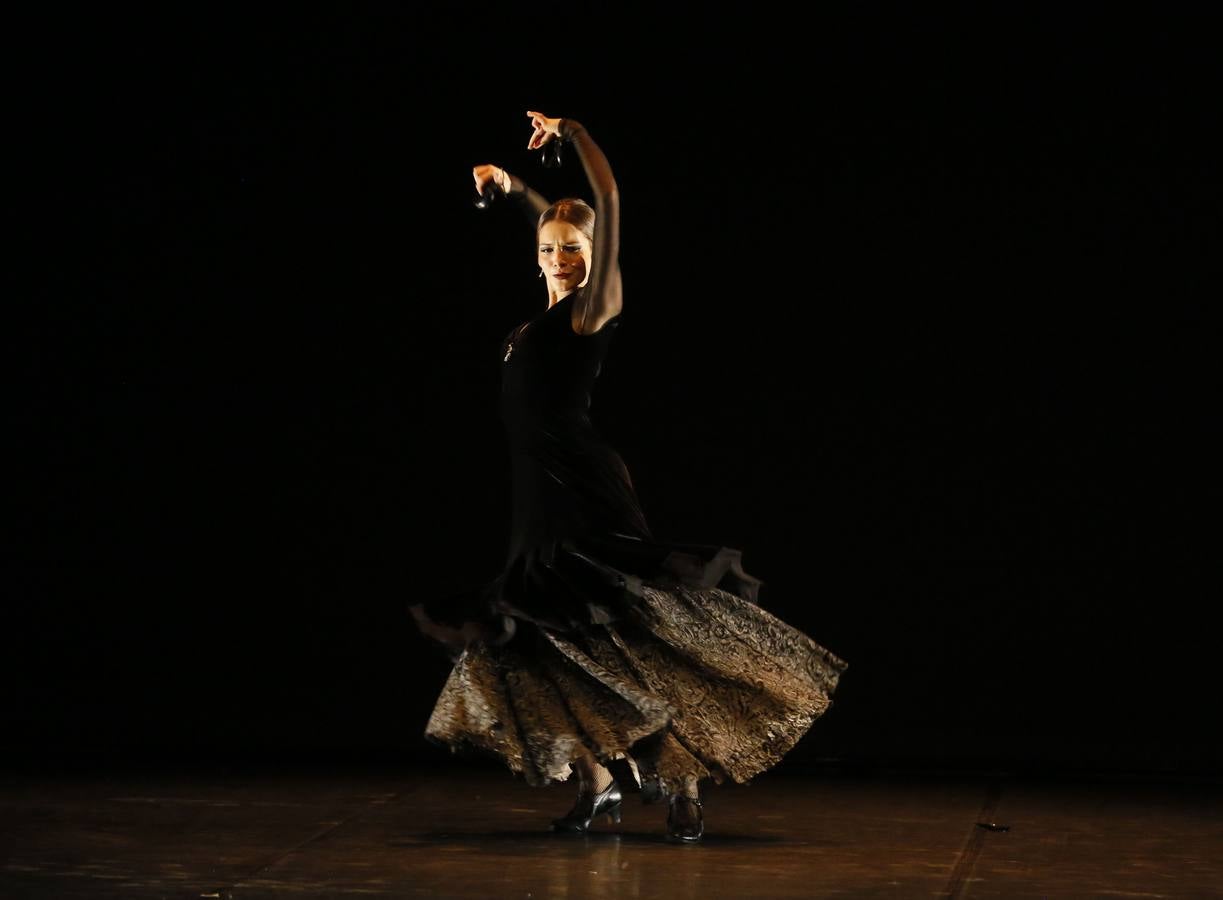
472;163;550;230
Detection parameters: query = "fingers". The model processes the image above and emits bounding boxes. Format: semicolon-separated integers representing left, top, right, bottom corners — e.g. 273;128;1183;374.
527;128;554;150
526;110;546;134
525;111;557;149
473;163;505;191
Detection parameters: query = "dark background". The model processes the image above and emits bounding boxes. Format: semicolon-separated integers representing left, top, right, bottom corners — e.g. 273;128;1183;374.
9;10;1218;776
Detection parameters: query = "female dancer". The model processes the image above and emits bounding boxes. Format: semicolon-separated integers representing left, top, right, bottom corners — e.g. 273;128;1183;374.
410;110;848;842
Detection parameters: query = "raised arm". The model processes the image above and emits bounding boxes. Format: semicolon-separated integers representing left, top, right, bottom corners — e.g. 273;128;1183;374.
505;171;551;229
526;111;623;334
558;117;623;333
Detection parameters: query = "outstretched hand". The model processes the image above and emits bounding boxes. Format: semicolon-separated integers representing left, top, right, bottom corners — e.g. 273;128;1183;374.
526;110;564;150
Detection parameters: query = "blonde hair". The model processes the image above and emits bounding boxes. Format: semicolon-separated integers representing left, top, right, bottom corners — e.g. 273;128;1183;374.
537;198;595;246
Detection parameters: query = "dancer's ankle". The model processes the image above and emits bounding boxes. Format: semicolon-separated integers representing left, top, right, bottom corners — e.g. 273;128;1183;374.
574;753;616;794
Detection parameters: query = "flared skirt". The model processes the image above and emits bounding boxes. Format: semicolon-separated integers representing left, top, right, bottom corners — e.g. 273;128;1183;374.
422;577;848;798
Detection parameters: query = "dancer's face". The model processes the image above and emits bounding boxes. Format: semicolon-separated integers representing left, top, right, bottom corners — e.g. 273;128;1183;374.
538;220;590;291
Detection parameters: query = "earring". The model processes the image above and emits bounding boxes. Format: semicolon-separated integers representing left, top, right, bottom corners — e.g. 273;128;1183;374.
539;270;543;278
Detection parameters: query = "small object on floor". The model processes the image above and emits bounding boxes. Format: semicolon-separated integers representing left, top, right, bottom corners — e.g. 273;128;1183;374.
976;821;1011;832
666;795;704;842
551;781;623;833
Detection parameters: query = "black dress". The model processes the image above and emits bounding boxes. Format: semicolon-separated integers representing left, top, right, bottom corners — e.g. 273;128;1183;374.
410;121;847;798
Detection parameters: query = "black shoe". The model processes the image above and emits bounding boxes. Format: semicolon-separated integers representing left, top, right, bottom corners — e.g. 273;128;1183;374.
666;794;704;842
551;781;623;833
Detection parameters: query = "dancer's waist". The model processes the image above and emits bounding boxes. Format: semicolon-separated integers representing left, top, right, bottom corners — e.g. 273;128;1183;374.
500;408;596;444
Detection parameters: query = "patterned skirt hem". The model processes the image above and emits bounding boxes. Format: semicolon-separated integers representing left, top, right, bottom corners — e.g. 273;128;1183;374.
422;581;847;798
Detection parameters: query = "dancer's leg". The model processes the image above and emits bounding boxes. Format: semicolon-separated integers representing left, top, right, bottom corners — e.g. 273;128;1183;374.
573;749;616;794
552;748;623;831
666;774;704;838
680;774;699;800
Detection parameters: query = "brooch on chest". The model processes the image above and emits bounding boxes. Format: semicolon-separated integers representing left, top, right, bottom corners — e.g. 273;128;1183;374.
504;322;530;362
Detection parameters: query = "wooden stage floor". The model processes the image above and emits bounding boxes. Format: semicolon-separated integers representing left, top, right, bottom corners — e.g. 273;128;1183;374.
2;762;1220;898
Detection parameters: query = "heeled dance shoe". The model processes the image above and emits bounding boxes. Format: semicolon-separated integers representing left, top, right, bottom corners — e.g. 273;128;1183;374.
550;780;623;833
666;794;704;842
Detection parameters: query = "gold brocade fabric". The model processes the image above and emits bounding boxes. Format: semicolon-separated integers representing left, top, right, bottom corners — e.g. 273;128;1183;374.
423;580;848;798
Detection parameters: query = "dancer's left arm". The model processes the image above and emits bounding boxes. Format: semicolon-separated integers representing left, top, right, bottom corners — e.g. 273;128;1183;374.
527;111;622;334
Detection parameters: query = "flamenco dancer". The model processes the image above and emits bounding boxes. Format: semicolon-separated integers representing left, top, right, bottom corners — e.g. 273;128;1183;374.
410;110;848;842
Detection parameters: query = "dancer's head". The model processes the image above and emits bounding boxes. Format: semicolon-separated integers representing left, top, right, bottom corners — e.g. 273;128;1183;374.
538;198;594;293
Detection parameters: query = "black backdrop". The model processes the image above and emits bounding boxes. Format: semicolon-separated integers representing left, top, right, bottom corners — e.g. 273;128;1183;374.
10;9;1218;774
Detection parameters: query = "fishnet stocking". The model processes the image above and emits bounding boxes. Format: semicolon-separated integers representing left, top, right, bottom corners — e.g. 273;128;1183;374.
573;751;616;794
679;774;700;800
